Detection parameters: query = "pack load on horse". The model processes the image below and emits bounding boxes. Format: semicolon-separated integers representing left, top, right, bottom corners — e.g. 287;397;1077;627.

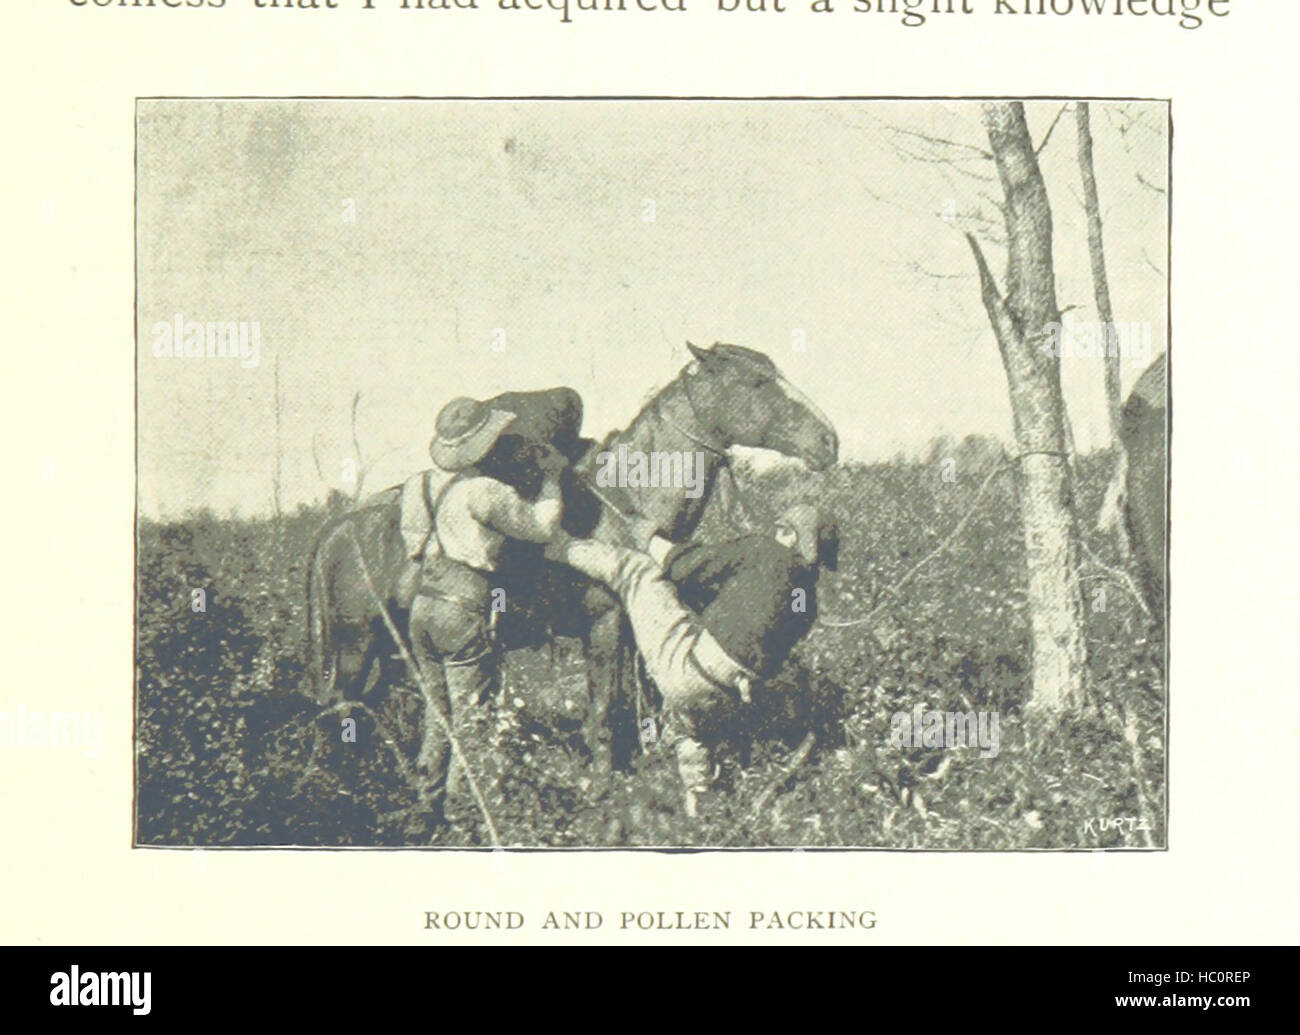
395;386;590;609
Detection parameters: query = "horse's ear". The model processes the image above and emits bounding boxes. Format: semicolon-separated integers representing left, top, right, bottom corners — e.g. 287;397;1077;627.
686;341;710;364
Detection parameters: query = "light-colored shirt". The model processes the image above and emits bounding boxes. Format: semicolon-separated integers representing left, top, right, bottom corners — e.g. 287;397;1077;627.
399;468;456;560
434;475;562;572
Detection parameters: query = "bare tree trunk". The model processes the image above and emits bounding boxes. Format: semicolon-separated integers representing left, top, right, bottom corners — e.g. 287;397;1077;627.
967;102;1089;716
272;351;283;518
1076;102;1123;443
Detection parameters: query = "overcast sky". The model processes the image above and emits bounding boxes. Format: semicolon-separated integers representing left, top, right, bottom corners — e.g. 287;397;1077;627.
137;99;1168;518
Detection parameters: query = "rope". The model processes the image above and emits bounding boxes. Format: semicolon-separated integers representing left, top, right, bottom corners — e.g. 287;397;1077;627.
657;407;728;460
817;450;1069;630
1080;539;1153;620
571;470;637;526
573;410;757;536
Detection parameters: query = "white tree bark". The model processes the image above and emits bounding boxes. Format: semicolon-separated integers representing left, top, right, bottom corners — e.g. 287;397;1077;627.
967;102;1089;715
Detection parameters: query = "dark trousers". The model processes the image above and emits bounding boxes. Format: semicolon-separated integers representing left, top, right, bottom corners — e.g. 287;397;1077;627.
407;559;504;820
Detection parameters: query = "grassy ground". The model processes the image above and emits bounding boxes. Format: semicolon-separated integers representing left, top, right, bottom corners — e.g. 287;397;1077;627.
135;443;1165;849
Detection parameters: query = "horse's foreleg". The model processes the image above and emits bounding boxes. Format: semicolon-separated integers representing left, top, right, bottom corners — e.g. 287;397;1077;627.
371;610;411;697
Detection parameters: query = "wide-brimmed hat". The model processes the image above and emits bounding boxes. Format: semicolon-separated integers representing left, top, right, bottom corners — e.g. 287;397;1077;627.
430;397;517;471
776;503;838;569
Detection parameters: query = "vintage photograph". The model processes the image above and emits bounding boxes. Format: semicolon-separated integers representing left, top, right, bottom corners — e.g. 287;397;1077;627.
134;98;1168;849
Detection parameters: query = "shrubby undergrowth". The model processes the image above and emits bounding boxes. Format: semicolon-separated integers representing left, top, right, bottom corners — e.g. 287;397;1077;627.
136;445;1165;848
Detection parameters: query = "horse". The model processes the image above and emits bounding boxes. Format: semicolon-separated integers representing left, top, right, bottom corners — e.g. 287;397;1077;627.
1098;350;1167;622
304;342;839;789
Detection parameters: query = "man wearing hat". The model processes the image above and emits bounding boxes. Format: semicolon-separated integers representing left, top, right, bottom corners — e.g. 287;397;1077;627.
546;502;838;816
396;385;587;603
405;389;581;826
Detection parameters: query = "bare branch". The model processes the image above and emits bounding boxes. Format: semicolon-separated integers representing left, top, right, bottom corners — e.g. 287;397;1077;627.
1035;103;1070;155
349;392;365;501
965;232;1020;353
882;122;993;160
310;430;328;486
1135;170;1167;195
905;260;974;282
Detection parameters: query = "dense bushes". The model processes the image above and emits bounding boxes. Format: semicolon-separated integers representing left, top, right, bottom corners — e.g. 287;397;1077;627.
135;449;1164;848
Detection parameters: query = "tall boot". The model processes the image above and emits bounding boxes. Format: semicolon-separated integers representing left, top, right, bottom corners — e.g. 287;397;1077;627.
675;736;713;818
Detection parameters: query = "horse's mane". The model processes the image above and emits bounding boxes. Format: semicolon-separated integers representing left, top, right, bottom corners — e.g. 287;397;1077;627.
585;343;775;460
584;364;688;463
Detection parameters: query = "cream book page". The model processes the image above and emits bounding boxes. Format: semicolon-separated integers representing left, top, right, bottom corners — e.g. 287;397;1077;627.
2;0;1296;944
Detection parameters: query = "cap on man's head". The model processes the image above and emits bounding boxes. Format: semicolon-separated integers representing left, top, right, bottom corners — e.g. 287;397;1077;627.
430;397;517;471
775;503;839;569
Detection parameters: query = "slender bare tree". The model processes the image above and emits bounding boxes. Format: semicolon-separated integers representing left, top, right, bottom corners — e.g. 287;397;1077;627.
1075;102;1124;444
966;102;1089;716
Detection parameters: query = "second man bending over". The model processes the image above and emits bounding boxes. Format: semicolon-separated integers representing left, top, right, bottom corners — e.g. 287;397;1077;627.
547;503;837;815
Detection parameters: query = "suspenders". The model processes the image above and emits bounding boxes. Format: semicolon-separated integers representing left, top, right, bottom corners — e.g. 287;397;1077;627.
424;470;461;560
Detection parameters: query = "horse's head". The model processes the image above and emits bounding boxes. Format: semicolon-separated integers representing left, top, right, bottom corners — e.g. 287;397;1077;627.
680;342;839;471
